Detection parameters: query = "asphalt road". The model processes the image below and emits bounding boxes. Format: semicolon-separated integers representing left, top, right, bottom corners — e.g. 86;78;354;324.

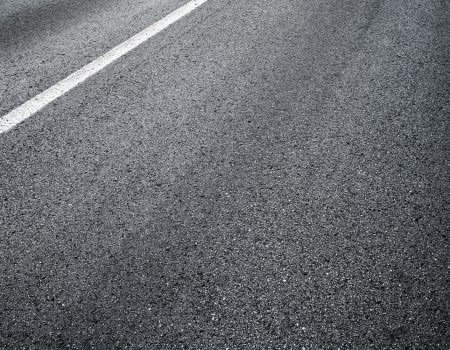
1;0;449;349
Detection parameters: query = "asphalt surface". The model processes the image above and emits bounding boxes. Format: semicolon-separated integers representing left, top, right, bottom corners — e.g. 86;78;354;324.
1;0;449;349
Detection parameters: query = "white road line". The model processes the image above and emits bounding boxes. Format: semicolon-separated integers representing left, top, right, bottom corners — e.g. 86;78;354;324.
0;0;209;134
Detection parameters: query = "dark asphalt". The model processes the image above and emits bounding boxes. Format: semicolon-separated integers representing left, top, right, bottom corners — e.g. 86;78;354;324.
1;0;449;349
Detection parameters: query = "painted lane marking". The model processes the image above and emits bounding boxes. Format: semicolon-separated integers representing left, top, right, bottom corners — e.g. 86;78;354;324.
0;0;209;134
